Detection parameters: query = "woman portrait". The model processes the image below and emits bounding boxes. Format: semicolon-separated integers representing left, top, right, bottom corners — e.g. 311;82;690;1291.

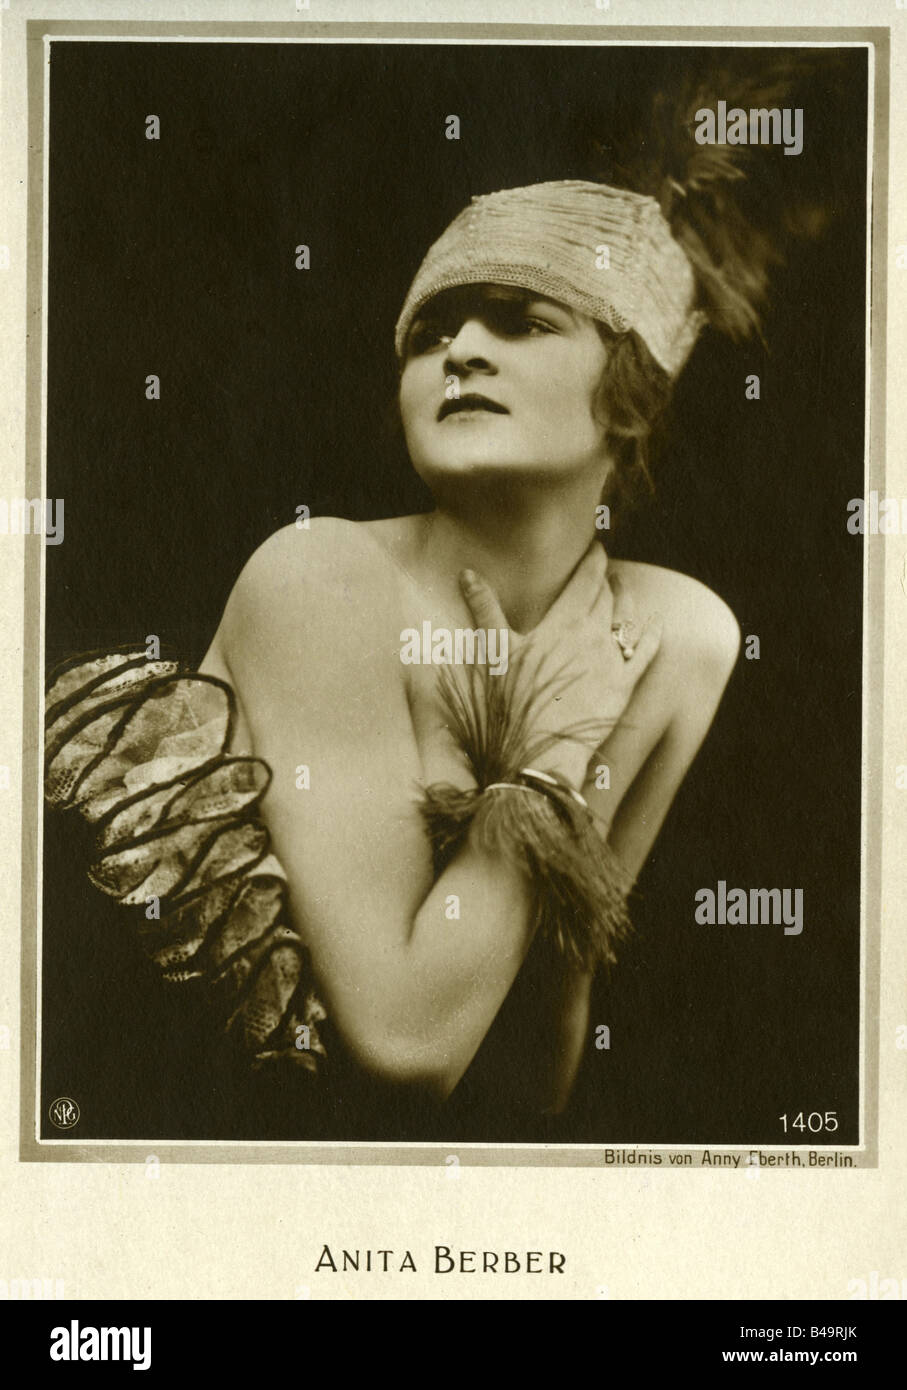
40;40;867;1150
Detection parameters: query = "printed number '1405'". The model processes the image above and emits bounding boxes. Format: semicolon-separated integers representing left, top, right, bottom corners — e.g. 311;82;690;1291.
779;1111;838;1132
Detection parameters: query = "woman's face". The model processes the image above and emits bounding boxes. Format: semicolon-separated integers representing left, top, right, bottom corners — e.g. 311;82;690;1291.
398;284;610;493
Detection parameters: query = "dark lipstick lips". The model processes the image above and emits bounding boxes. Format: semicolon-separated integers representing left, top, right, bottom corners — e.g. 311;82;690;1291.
438;394;509;421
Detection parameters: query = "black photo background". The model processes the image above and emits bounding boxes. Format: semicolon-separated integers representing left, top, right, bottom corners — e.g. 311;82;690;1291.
42;42;866;1143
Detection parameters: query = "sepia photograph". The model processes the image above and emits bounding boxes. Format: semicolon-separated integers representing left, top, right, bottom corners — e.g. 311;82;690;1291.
29;29;874;1160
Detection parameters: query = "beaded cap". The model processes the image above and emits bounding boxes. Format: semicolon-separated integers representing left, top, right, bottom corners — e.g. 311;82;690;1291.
394;179;707;377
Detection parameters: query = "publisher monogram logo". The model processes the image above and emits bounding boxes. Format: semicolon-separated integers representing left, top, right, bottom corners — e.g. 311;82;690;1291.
48;1097;80;1129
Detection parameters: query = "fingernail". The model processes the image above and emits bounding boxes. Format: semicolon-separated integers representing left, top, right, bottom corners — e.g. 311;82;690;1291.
460;569;477;589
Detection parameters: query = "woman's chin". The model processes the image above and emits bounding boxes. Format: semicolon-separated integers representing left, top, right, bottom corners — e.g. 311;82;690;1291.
412;457;508;491
412;455;548;491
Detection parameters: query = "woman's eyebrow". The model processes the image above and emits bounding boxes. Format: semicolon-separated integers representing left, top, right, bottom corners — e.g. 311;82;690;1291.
410;290;579;327
524;297;578;324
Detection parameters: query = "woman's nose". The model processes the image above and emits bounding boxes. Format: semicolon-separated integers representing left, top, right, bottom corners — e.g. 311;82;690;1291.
443;317;498;375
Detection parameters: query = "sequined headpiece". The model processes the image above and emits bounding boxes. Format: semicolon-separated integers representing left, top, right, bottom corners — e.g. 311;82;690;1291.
394;179;706;378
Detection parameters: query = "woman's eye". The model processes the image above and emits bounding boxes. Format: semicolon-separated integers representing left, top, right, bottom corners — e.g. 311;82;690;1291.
501;313;556;336
407;308;557;354
408;323;452;355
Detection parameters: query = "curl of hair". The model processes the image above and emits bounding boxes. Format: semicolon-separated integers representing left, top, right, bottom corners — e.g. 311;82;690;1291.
593;327;672;519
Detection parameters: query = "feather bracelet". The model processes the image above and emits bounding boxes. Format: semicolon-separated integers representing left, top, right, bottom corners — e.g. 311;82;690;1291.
419;659;632;972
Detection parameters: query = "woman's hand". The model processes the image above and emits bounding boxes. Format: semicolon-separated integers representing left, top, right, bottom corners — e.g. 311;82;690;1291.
459;543;662;790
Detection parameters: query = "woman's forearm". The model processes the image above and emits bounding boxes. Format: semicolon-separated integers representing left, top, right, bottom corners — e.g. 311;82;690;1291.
333;821;538;1098
341;763;617;1099
545;968;594;1113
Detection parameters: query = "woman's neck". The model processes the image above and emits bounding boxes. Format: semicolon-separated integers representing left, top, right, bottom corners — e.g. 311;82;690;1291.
409;480;606;634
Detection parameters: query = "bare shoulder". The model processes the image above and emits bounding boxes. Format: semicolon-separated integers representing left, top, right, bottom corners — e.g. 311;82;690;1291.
210;517;401;672
232;516;386;595
226;516;397;613
610;558;741;685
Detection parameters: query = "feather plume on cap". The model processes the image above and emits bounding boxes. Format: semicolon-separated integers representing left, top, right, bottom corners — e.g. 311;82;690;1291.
594;56;837;346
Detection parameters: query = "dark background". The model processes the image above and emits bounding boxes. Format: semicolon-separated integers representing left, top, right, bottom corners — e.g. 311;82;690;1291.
42;42;867;1144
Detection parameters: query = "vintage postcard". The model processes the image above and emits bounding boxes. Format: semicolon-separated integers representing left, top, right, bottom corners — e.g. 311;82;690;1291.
1;0;904;1305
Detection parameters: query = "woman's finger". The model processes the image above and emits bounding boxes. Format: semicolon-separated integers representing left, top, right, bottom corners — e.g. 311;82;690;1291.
458;568;509;633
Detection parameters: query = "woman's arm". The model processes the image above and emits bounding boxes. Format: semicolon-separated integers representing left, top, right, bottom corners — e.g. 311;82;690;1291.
199;522;571;1100
545;567;742;1109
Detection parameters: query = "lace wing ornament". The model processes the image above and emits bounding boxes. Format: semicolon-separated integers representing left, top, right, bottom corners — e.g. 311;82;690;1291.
44;648;327;1075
